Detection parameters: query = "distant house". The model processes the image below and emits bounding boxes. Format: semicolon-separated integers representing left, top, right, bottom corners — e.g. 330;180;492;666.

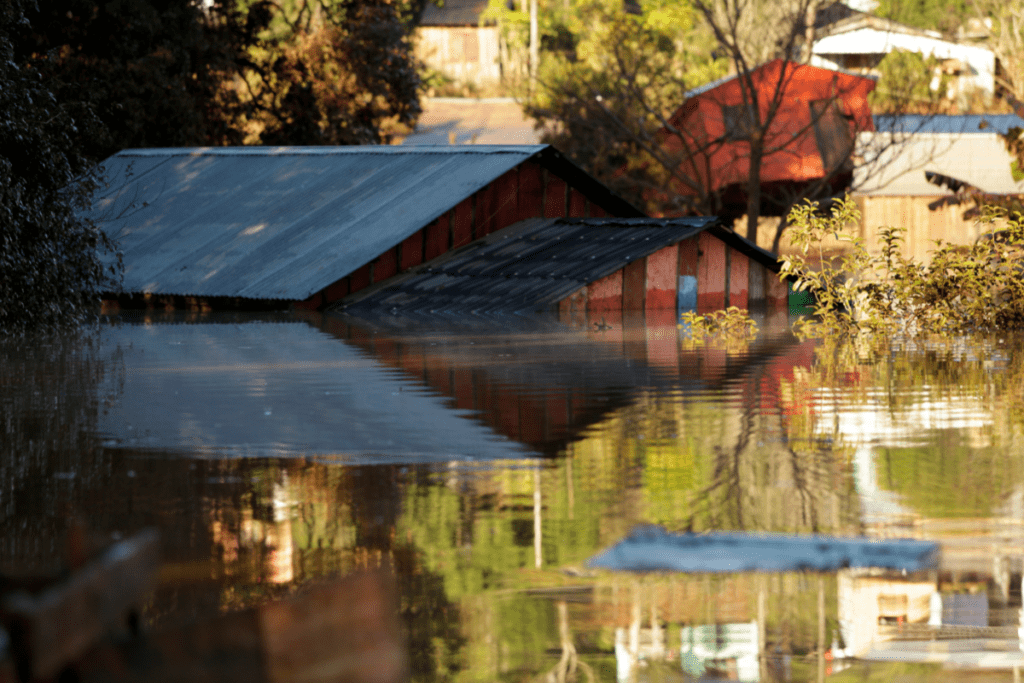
852;114;1024;263
416;0;501;86
88;145;639;311
664;59;876;218
811;12;996;105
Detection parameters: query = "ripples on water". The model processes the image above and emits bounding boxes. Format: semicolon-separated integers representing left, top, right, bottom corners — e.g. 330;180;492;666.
2;311;1023;682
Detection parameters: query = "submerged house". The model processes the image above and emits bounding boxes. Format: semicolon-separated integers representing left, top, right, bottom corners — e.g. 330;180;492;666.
90;145;636;310
665;59;876;218
88;145;788;319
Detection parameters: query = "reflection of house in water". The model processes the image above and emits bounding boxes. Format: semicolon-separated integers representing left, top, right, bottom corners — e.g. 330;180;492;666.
96;316;533;462
323;313;801;457
837;569;936;657
679;622;761;682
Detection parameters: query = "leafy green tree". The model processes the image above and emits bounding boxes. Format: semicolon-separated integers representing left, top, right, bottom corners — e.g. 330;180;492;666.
873;0;969;36
0;0;119;330
869;49;953;114
13;0;422;155
522;0;727;215
222;0;422;145
12;0;241;161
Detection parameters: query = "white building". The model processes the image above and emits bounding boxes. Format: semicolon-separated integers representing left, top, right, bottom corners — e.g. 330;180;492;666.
811;14;996;104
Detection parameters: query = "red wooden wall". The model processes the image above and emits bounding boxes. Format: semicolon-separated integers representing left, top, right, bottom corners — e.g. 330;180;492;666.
297;161;612;310
559;231;788;321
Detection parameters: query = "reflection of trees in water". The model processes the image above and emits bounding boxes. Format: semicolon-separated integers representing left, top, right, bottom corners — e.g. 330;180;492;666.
0;328;123;570
805;337;1024;520
688;358;858;534
567;361;859;536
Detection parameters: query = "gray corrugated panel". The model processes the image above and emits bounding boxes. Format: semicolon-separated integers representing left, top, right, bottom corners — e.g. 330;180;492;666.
419;0;489;25
86;145;544;300
339;217;714;315
874;114;1024;135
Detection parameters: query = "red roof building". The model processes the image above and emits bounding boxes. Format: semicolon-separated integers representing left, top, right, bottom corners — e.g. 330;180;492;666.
664;59;876;217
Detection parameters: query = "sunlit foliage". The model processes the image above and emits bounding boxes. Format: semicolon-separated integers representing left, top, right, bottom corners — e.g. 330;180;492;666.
781;197;1024;337
518;0;726;215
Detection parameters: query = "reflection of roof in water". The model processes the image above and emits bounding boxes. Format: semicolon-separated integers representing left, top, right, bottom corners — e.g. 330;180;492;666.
324;312;803;456
96;315;534;462
589;525;939;573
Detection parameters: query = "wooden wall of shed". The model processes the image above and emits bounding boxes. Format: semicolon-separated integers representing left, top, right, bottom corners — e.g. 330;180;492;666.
558;233;787;324
854;195;987;265
298;161;616;310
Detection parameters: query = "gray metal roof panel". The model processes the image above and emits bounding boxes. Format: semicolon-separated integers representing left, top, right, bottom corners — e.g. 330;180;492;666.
419;0;490;25
873;114;1024;135
88;146;546;299
339;217;717;315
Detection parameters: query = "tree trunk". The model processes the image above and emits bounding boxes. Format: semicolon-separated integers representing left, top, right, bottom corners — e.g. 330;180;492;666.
745;142;764;244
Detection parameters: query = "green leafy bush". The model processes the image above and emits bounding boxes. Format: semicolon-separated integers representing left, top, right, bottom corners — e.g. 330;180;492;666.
779;197;1024;338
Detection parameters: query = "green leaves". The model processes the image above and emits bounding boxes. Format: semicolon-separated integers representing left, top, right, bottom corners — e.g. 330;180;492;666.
780;196;1024;340
0;1;120;331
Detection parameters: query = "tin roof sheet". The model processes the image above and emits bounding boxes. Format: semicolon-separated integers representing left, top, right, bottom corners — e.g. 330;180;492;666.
873;114;1024;135
87;145;547;300
337;217;719;316
419;0;490;25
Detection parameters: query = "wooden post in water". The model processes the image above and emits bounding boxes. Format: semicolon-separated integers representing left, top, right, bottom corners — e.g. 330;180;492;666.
534;467;542;569
757;578;766;682
817;575;826;683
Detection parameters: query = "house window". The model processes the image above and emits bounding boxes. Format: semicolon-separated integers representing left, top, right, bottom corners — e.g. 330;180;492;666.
809;98;854;173
721;104;755;142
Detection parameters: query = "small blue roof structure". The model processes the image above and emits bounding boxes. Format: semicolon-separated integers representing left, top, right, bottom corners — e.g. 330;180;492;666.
588;526;939;574
873;114;1024;136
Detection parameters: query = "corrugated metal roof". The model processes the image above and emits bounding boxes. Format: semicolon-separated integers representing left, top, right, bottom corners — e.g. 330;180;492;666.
873;114;1024;135
337;217;718;316
87;145;546;300
419;0;491;26
855;130;1024;195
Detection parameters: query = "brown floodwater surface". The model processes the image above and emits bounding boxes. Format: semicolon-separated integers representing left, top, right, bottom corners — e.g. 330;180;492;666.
2;311;1023;683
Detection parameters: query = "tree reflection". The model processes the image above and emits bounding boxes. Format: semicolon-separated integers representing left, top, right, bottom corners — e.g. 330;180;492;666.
0;327;122;572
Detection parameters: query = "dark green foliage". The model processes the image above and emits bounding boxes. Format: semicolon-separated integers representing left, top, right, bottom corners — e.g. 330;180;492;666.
248;0;422;146
11;0;236;160
874;0;970;36
10;0;422;153
0;0;119;331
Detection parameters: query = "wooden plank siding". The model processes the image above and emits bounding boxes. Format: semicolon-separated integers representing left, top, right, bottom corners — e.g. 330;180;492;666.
307;166;615;307
451;197;473;248
729;251;749;309
574;232;787;321
697;232;727;313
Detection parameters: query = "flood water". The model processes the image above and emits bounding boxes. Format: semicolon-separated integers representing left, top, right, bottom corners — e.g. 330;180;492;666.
2;310;1023;683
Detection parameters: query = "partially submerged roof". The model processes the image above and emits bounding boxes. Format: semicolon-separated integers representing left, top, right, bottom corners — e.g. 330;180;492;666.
683;58;875;100
336;216;721;316
856;127;1024;195
87;145;634;301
